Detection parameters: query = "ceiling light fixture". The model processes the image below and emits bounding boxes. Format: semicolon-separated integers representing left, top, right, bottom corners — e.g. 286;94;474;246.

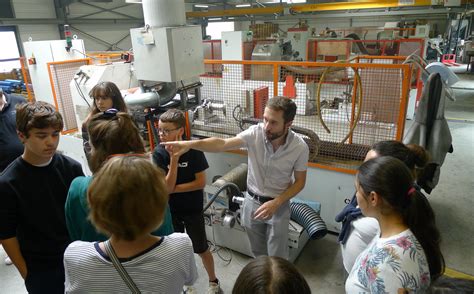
195;4;209;8
236;4;251;7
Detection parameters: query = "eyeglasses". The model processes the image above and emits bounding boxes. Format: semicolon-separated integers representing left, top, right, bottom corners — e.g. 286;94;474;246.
158;127;181;136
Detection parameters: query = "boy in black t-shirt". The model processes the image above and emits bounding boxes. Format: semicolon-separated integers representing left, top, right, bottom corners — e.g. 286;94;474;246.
153;109;221;294
0;101;84;293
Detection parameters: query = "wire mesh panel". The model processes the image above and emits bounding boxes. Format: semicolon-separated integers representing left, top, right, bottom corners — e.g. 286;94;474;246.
199;59;410;173
47;59;90;134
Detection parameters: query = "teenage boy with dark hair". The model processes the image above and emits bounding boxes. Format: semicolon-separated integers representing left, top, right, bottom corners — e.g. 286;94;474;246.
153;108;221;293
0;101;84;293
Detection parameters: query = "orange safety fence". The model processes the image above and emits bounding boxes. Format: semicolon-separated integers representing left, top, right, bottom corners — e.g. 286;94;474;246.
199;59;412;174
86;52;125;64
47;58;91;134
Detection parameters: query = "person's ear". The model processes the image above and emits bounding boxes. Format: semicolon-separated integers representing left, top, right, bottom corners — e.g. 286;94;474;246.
368;191;380;207
17;131;26;143
177;127;185;140
285;120;293;129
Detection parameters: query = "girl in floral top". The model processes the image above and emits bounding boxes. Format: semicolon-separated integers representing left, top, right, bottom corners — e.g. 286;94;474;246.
346;156;444;293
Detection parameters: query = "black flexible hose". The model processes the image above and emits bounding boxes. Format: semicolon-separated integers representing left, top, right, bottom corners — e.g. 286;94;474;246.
290;202;328;240
203;182;243;212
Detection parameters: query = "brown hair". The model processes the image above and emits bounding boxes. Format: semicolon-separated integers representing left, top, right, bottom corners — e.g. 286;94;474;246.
83;81;128;127
159;108;186;128
266;96;297;124
16;101;63;136
87;111;145;173
371;140;429;179
88;156;168;241
232;256;311;294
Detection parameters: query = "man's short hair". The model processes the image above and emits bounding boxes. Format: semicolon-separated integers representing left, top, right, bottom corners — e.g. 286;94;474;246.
16;101;63;136
88;155;168;241
266;96;297;123
159;108;186;128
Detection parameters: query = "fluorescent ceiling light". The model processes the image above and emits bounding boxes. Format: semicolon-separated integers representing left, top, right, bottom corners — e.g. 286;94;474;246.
208;17;222;21
195;4;209;8
236;4;251;7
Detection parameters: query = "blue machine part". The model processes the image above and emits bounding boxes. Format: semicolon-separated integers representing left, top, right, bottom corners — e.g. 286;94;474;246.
0;79;24;94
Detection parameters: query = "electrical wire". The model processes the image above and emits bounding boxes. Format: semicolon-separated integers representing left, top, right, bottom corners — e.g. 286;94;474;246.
74;78;91;108
315;57;363;144
206;206;233;265
232;104;245;130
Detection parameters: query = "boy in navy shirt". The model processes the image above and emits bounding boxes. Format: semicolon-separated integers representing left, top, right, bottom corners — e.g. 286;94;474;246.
153;109;220;293
0;101;84;293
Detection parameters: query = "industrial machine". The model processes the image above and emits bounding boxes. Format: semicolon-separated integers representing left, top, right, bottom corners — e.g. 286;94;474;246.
203;163;326;262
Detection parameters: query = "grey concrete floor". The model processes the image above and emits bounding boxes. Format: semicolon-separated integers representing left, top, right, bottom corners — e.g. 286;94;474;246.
1;74;473;293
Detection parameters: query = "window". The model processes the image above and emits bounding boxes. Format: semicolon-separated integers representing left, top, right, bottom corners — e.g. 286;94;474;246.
0;27;21;72
207;22;235;40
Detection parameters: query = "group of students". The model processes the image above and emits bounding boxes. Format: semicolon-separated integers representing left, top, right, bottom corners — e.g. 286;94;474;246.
0;80;445;293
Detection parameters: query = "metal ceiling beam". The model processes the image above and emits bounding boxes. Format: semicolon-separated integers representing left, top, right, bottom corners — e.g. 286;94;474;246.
251;8;460;20
69;24;126;50
0;18;143;25
187;5;283;18
186;0;471;18
290;0;433;13
71;1;140;20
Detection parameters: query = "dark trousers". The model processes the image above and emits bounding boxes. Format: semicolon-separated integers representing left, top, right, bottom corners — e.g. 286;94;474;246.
25;266;65;294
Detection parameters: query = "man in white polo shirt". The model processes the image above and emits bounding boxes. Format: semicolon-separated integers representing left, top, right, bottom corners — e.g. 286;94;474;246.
163;96;309;259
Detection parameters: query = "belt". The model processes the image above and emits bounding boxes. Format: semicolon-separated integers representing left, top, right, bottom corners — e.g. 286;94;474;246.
247;190;274;204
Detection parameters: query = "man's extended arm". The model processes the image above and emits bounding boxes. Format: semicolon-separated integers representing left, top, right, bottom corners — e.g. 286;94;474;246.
162;136;244;156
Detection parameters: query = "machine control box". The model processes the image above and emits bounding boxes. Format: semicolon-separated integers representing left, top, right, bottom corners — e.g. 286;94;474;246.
131;25;204;82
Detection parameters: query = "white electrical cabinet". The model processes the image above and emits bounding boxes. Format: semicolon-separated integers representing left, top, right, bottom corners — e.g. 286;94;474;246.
130;26;204;82
221;31;252;61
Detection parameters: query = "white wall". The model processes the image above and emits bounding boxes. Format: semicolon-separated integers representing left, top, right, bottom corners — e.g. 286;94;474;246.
13;0;56;18
13;0;60;46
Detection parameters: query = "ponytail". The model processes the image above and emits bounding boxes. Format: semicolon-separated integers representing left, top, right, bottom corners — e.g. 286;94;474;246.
406;144;430;181
402;190;445;280
357;156;444;281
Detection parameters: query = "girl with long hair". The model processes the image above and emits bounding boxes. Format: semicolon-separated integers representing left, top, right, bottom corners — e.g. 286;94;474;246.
346;156;444;293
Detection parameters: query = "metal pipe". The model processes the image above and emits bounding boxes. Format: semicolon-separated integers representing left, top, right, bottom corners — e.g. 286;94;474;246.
124;83;177;108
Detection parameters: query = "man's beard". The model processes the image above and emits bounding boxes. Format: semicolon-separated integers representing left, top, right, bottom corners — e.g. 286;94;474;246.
265;129;286;141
